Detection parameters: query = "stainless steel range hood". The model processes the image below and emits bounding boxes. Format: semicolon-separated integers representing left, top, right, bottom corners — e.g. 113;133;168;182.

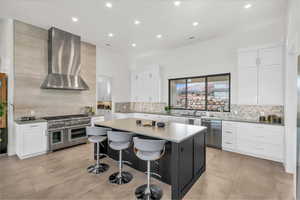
41;27;89;90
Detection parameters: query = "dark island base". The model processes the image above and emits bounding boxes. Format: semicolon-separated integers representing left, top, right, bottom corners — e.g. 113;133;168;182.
94;126;206;200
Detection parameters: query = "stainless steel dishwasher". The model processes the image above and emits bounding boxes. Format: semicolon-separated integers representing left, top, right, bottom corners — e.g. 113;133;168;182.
201;118;222;149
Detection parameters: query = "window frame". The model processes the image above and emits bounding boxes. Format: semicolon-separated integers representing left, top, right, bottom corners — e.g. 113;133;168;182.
168;73;231;112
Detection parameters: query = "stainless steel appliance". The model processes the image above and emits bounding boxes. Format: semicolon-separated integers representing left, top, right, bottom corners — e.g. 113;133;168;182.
41;27;89;90
44;114;91;151
201;118;222;149
186;118;196;125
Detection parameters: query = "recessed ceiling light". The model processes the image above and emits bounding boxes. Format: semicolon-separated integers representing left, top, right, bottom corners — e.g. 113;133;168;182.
244;3;252;9
156;34;162;39
72;17;78;22
174;1;181;6
193;22;199;27
131;43;137;47
105;2;112;8
108;33;114;37
134;20;141;25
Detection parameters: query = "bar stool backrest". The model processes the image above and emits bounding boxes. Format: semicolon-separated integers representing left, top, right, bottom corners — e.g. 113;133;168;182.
107;131;132;143
86;126;111;136
133;137;166;152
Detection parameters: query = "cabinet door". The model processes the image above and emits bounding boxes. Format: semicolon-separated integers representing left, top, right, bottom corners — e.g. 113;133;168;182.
179;137;194;191
194;133;205;176
238;67;258;104
238;49;258;68
171;117;186;124
259;46;282;66
238;49;259;105
258;65;283;105
131;73;138;102
145;71;154;102
258;46;283;105
23;124;47;156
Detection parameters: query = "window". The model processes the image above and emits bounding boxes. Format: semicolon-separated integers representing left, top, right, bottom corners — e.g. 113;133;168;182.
187;78;206;110
169;79;186;109
207;75;230;112
169;73;230;112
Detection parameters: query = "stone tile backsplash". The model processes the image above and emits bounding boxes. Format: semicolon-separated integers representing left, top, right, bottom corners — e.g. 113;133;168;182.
114;102;284;122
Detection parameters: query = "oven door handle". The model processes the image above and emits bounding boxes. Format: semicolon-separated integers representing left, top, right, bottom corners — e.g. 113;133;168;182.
47;128;66;133
67;124;91;129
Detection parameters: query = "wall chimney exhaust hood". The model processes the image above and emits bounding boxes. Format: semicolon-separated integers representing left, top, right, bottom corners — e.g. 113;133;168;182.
41;27;89;90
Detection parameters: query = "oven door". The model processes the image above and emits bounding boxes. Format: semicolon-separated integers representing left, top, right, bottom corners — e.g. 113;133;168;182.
48;129;66;151
68;126;88;144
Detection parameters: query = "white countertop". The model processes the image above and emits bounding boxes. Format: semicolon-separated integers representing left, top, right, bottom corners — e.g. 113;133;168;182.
95;118;207;143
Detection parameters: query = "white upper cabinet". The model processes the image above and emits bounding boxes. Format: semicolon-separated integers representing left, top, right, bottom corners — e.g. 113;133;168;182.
238;49;259;105
131;65;161;102
238;49;258;67
237;44;283;105
258;46;283;105
258;65;283;105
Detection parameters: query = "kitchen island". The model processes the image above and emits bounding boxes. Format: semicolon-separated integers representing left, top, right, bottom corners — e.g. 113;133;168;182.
95;118;207;200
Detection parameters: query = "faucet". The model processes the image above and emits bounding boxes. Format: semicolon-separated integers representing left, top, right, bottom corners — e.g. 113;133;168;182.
193;110;197;116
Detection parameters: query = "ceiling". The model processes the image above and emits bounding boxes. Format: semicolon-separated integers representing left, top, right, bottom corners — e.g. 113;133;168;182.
0;0;287;56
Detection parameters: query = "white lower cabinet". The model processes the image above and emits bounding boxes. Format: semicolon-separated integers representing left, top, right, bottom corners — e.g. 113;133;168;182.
15;122;48;159
222;121;284;162
222;121;237;151
91;116;105;126
170;116;186;124
113;113;134;119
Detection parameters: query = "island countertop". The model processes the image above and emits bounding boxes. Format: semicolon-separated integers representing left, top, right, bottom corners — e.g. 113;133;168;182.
95;118;207;143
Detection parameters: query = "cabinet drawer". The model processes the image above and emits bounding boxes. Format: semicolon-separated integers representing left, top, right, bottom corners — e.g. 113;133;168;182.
222;137;236;149
222;121;236;129
236;123;283;145
264;143;283;160
22;123;46;133
223;129;235;138
237;139;265;156
237;139;283;160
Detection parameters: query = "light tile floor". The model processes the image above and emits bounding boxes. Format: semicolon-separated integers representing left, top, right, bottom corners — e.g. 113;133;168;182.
0;144;293;200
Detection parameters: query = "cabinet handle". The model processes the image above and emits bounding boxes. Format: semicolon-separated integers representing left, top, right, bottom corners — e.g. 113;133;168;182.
180;147;184;152
256;57;261;65
225;131;232;134
225;142;232;144
30;125;39;128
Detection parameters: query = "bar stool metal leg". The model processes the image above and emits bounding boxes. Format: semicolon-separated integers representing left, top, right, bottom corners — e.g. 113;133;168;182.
109;150;133;184
135;160;163;200
87;142;109;174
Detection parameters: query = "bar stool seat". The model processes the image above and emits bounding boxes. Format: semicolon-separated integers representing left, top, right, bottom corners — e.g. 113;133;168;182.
86;126;110;174
136;151;161;161
109;141;131;151
88;136;107;143
107;131;133;185
133;137;166;200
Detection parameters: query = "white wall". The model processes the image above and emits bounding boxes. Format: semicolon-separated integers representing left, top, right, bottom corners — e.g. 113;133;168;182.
0;18;14;155
96;47;131;110
285;0;300;197
132;18;286;104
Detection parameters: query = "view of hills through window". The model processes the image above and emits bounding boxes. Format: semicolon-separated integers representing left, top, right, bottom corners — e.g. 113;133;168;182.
169;74;230;112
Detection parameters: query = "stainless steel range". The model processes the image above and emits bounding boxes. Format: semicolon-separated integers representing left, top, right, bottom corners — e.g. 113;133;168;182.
44;114;91;151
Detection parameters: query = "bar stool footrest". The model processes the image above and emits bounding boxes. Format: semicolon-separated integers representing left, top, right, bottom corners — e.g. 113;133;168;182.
109;171;133;185
135;184;163;200
87;163;109;174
